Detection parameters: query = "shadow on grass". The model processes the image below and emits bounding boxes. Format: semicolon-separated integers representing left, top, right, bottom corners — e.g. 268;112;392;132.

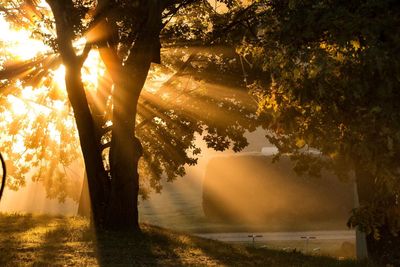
0;214;376;266
0;214;56;266
94;223;374;267
36;219;72;264
93;225;188;266
0;213;37;234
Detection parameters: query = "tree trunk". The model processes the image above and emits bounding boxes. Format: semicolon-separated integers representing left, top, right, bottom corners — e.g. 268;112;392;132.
47;0;110;230
105;68;146;231
78;171;91;218
356;168;400;265
49;0;162;231
101;0;162;231
65;66;108;228
106;130;142;231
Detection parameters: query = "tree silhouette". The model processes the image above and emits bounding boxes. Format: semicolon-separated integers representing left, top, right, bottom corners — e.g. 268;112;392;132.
241;0;400;264
0;0;260;231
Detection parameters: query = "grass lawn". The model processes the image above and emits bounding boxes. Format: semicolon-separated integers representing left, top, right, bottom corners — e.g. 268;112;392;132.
0;213;376;266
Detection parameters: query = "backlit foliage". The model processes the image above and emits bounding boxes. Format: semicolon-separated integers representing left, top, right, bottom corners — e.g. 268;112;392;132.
0;8;91;201
0;0;260;201
237;0;400;248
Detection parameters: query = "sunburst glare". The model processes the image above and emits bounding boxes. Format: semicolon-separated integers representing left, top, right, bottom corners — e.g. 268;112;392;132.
0;16;49;61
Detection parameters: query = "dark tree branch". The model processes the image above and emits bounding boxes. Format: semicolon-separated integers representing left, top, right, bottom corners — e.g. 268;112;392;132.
101;142;111;151
0;153;6;201
137;50;199;130
161;0;198;28
211;2;259;42
78;42;92;67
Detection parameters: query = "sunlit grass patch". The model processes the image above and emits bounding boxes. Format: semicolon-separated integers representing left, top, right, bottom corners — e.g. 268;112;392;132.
0;213;375;266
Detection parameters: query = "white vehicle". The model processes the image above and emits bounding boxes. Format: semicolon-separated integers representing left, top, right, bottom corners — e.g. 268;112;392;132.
202;148;353;229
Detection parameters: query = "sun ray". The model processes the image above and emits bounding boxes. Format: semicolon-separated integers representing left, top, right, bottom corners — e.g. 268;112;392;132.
0;16;49;60
0;2;102;213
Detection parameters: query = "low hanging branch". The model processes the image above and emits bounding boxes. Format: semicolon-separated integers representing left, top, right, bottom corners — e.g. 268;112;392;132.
0;153;6;201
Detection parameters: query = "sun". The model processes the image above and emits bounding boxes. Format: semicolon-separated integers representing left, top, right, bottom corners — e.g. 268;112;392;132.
0;11;107;162
0;15;106;106
0;16;48;61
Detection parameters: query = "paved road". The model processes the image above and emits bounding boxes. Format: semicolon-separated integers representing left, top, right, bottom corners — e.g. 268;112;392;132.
195;230;355;243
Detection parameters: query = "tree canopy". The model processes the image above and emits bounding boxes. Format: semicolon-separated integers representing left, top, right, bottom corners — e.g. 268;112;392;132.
240;0;400;263
0;0;260;227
